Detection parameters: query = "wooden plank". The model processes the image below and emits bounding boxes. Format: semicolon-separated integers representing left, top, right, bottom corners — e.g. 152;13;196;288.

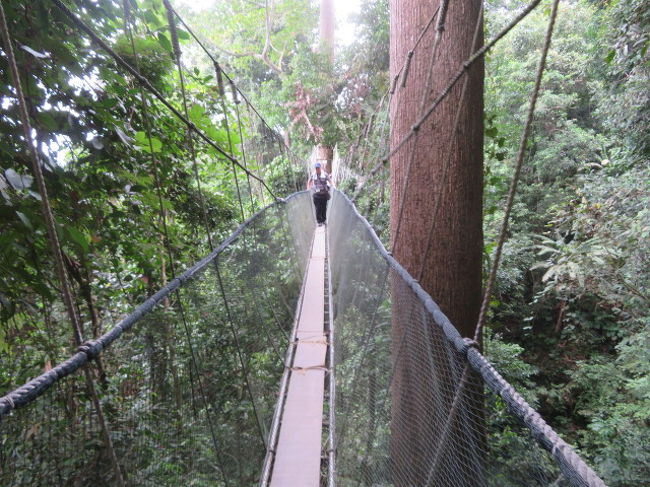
270;226;327;487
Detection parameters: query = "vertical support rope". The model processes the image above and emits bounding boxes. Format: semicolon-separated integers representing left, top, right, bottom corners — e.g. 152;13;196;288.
390;0;449;251
424;2;561;482
0;4;125;486
474;0;560;342
163;0;220;248
125;5;230;483
211;60;247;220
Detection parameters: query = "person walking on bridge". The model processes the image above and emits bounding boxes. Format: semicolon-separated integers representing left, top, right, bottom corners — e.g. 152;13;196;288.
307;162;334;226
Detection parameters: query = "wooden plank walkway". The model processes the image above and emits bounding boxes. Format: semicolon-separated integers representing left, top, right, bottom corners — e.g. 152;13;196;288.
269;226;327;487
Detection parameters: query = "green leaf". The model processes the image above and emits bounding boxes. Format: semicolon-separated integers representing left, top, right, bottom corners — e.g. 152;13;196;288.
134;131;162;153
188;103;206;125
157;32;172;53
605;49;616;64
15;211;33;231
66;227;90;253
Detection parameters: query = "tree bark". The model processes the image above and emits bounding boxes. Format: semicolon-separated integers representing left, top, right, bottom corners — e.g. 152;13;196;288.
389;0;484;484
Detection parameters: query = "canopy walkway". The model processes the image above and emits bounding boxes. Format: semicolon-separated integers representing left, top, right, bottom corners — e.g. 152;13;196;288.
0;0;609;485
1;191;606;486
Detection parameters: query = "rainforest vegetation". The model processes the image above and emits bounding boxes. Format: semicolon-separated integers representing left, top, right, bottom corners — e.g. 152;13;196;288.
0;0;648;485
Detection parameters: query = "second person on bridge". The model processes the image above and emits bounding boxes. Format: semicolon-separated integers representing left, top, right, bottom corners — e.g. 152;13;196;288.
307;162;334;226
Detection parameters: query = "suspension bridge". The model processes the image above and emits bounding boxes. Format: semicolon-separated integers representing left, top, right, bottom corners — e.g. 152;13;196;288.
0;0;609;486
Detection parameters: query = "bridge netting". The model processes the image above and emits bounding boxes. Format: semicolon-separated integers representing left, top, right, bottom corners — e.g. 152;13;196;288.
0;193;314;486
1;191;605;486
327;191;605;487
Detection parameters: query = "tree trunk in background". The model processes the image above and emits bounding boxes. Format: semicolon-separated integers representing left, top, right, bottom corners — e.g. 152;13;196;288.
389;0;484;484
319;0;335;63
317;0;335;176
316;144;334;174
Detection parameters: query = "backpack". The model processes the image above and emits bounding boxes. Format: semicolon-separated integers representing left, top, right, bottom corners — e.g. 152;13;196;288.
312;172;331;199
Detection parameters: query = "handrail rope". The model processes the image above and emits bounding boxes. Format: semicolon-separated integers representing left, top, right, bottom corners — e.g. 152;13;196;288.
0;4;125;485
425;2;561;482
390;0;450;251
49;0;278;200
466;347;607;487
0;194;306;421
353;0;543;203
123;3;230;483
416;4;484;283
331;190;607;486
164;1;306;180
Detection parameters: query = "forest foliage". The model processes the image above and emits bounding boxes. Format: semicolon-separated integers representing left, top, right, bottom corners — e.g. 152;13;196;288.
0;0;649;485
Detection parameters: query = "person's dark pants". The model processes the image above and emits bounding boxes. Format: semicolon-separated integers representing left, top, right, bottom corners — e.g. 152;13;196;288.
313;194;328;224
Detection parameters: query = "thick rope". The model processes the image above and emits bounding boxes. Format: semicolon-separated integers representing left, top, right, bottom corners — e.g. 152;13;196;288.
0;4;125;485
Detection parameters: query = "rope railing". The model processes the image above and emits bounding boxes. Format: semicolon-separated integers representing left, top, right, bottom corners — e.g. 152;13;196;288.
0;192;316;486
327;189;608;487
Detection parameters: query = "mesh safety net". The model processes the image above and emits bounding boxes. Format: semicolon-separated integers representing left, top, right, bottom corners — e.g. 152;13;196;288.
327;190;605;487
0;190;606;487
0;192;314;486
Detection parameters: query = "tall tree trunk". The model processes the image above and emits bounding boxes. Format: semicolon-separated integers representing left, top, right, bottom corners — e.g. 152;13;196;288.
317;0;335;175
389;0;484;484
319;0;335;63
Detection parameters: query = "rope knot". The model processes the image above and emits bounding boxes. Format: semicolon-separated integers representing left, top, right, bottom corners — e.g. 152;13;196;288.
462;337;480;353
78;340;101;360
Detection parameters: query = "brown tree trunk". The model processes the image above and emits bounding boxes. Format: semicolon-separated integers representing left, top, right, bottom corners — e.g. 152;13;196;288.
319;0;335;63
316;144;334;174
316;0;335;176
389;0;484;484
